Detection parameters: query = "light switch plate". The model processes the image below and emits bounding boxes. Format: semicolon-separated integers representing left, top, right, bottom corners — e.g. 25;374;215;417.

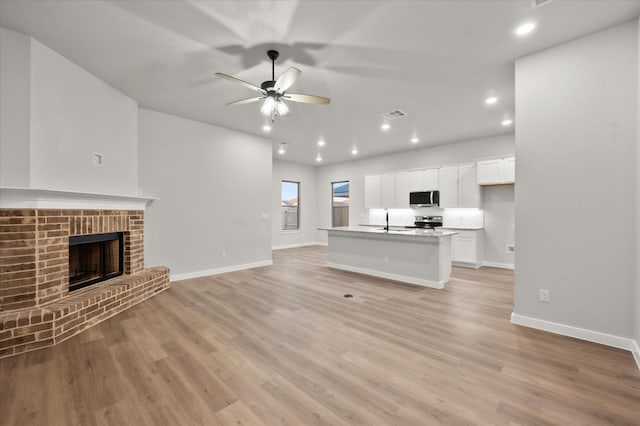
92;153;103;166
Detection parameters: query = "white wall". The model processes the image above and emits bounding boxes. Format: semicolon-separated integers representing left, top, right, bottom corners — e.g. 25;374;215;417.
138;108;272;277
515;21;637;340
636;16;640;356
315;134;515;244
0;27;30;187
272;159;318;248
482;185;515;267
28;39;139;195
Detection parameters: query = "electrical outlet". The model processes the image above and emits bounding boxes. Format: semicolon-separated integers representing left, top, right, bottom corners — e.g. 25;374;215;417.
506;244;515;253
220;249;226;259
539;289;550;303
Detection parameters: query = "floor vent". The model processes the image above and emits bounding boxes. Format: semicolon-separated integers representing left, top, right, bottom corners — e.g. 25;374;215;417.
382;109;407;120
531;0;553;9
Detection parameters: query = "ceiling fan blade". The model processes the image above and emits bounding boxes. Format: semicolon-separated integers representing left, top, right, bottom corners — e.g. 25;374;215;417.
274;67;301;93
284;93;331;105
226;96;265;106
215;72;266;94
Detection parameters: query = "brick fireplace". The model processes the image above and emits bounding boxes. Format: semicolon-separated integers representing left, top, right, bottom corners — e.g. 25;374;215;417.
0;208;170;358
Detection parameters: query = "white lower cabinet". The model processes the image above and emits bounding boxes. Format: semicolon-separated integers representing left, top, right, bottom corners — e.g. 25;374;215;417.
443;229;483;268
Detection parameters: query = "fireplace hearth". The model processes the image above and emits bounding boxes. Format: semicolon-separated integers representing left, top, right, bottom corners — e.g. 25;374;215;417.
0;208;170;359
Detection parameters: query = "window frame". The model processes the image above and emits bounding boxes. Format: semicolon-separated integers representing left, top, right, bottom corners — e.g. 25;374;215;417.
331;180;350;227
281;180;300;232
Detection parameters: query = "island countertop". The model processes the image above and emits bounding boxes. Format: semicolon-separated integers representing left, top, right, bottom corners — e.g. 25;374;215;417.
320;226;457;239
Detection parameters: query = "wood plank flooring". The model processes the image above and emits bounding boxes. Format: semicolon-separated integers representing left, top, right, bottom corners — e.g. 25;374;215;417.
1;246;639;425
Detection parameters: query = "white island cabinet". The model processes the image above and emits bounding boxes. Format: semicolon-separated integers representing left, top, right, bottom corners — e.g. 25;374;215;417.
322;227;457;289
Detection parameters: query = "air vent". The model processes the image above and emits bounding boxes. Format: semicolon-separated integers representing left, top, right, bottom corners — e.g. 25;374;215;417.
531;0;553;9
382;109;407;120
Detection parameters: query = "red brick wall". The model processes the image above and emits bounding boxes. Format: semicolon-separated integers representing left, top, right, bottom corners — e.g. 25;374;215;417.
1;209;145;311
0;210;37;311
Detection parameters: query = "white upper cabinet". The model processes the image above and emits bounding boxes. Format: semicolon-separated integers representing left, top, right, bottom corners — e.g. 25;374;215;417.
380;174;396;208
458;163;481;208
423;169;439;190
477;159;503;185
439;164;481;208
394;172;411;208
364;175;381;209
477;156;515;185
503;157;515;183
409;170;424;192
409;169;438;192
438;166;459;208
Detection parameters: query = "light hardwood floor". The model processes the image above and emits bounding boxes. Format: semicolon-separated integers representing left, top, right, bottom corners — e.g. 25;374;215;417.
1;246;639;425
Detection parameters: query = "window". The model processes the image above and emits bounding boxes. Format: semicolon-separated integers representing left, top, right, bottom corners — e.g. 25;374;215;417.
332;181;349;227
281;181;300;230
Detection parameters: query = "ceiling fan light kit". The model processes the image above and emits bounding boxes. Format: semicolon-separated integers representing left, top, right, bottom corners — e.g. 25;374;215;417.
216;49;330;122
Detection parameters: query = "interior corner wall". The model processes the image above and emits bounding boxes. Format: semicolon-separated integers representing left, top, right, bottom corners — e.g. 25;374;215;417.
0;27;30;187
138;108;272;278
635;16;640;354
481;185;515;267
272;159;318;248
514;20;637;340
28;38;139;195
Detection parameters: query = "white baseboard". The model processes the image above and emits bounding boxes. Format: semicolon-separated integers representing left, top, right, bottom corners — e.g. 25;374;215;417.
326;262;445;289
632;339;640;371
272;242;326;250
511;313;635;351
170;260;273;282
452;261;481;269
482;261;514;270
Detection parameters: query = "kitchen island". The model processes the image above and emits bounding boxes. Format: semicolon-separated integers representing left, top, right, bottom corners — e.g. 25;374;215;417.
321;226;457;289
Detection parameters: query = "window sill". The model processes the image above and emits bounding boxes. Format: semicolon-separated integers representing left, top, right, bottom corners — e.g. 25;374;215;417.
280;230;304;235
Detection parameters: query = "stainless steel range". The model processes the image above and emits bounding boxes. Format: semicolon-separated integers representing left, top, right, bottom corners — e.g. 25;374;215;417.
405;215;443;229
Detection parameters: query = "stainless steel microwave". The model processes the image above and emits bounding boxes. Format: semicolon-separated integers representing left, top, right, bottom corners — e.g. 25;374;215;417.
409;191;439;207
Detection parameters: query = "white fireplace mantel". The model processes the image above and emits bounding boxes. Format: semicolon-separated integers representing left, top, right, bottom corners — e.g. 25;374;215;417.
0;187;157;210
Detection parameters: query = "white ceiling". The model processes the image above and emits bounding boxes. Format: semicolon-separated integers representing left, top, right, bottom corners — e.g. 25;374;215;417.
1;0;639;165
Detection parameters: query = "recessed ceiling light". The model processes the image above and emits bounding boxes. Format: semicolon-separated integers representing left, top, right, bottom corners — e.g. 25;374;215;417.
316;155;322;162
411;137;419;144
485;96;498;105
502;119;513;127
515;22;536;36
262;125;271;132
351;148;358;155
381;123;390;131
318;139;325;146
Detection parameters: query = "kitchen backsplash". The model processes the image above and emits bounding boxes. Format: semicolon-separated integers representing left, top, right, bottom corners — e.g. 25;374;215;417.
368;208;484;229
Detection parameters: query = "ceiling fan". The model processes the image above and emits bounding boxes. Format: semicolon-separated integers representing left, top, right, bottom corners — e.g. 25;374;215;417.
215;50;330;122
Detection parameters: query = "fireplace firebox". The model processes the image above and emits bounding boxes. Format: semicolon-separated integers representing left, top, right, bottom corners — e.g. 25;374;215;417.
68;232;124;292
